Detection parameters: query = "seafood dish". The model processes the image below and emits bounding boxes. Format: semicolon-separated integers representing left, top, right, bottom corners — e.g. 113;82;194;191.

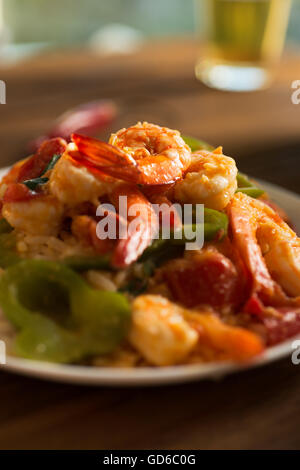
0;121;299;368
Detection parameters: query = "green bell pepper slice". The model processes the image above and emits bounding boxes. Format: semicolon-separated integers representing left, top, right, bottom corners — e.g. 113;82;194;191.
236;187;265;198
62;254;111;271
183;135;214;152
0;259;130;363
121;208;229;292
137;208;228;279
236;172;265;198
143;208;228;257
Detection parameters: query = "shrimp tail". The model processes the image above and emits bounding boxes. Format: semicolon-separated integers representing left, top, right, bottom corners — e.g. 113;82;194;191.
71;132;187;186
72;133;136;166
71;133;144;184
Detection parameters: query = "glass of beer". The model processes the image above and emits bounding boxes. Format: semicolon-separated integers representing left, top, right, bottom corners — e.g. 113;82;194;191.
195;0;292;91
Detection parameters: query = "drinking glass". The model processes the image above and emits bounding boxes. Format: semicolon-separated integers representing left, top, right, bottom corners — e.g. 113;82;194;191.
195;0;292;91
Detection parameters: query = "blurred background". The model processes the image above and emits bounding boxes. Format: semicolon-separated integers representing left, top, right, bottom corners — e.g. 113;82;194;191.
0;0;299;191
2;0;300;47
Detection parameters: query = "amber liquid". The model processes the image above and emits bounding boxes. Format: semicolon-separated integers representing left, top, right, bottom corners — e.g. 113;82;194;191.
195;0;291;90
201;0;291;64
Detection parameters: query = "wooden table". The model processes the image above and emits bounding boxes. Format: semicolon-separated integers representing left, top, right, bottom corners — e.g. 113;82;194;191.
0;39;300;450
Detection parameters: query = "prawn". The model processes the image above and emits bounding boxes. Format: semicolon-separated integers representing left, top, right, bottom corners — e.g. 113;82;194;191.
0;138;67;236
184;311;264;362
52;150;159;266
174;147;237;210
2;193;64;236
108;183;158;268
71;215;115;255
228;192;300;302
129;295;198;366
49;147;112;207
129;294;263;365
70;122;192;185
70;183;159;268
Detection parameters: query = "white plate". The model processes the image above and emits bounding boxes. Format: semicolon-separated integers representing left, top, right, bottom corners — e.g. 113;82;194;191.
0;179;299;386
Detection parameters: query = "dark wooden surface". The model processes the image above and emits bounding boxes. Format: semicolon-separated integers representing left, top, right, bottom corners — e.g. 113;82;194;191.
0;39;300;450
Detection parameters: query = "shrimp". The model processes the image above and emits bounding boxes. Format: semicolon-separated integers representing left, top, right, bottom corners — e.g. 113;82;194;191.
129;294;263;365
71;215;115;255
148;194;182;230
0;138;67;236
49;147;112;206
228;192;300;302
174;147;237;210
108;183;158;267
2;194;64;236
129;295;198;366
184;311;264;362
70;122;192;185
70;183;158;268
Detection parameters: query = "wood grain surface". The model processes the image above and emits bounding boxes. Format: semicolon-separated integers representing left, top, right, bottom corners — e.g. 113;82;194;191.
0;38;299;450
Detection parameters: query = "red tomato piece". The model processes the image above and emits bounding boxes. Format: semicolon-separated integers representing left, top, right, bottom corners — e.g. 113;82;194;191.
2;138;67;188
3;183;38;203
262;308;300;346
17;137;67;182
163;249;246;310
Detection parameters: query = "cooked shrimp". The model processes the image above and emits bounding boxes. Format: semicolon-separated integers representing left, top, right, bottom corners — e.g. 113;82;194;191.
148;193;182;230
184;311;264;362
71;215;114;255
49;147;112;206
71;183;158;268
130;294;263;365
0;138;68;236
228;192;300;301
70;122;192;185
108;183;158;267
0;138;67;189
258;213;300;298
174;147;237;210
129;295;198;366
2;195;63;236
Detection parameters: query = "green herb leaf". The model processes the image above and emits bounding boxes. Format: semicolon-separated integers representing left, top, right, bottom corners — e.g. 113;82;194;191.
22;154;62;191
236;172;265;198
119;277;148;296
23;177;49;191
41;154;61;175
